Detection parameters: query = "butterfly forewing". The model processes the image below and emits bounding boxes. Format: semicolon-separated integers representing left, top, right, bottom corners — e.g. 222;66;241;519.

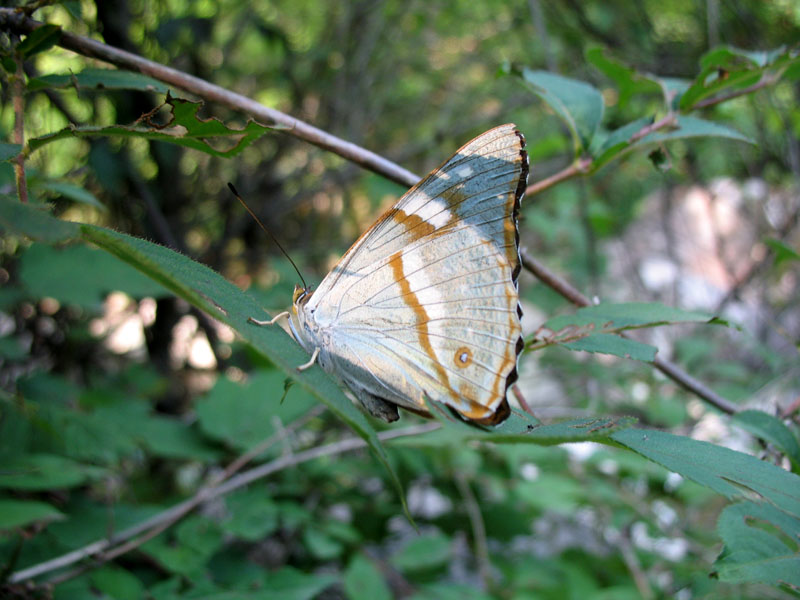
301;124;528;423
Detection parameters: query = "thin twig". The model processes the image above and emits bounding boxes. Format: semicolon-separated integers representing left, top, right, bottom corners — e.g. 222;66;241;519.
8;421;439;586
628;113;677;144
693;73;777;110
525;157;592;196
453;471;492;589
11;37;28;203
618;524;655;600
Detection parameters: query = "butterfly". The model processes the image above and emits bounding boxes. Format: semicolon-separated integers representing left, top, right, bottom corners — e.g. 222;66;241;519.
255;124;529;425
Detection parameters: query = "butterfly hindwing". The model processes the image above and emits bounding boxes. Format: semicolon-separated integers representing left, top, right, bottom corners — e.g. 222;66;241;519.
300;124;528;423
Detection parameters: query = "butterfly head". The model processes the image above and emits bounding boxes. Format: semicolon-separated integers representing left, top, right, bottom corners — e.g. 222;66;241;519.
287;284;317;354
291;283;313;310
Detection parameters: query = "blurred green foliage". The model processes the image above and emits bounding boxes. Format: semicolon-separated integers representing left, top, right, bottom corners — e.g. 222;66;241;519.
1;1;799;598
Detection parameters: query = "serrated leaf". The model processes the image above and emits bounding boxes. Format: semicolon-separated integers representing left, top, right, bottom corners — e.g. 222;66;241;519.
396;407;634;447
16;24;62;58
0;499;64;530
564;333;656;361
0;142;22;162
28;68;169;93
611;429;800;518
27;95;272;158
732;410;800;471
714;501;800;587
519;69;604;153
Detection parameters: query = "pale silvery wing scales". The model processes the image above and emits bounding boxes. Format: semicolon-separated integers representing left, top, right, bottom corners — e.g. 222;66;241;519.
292;124;529;424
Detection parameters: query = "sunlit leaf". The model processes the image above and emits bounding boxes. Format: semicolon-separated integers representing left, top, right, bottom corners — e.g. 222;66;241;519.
16;24;62;58
27;94;273;158
28;68;169;93
32;180;105;210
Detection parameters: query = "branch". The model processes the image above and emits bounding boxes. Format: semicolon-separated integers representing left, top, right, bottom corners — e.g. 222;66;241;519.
11;37;28;203
7;421;439;586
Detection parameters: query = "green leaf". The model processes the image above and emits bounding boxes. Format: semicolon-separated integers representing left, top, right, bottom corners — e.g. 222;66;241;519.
222;488;279;541
611;429;800;518
137;416;221;461
27;68;169;93
542;302;715;334
32;180;105;210
89;566;145;600
196;370;316;452
16;24;62;58
0;195;80;243
764;237;800;267
0;143;21;162
585;47;660;107
141;516;223;577
344;554;392;600
391;533;451;573
532;302;717;358
564;333;657;361
303;526;344;560
644;75;690;111
519;68;604;153
731;410;800;471
714;501;800;587
680;45;800;111
644;115;753;144
0;453;92;490
261;567;337;600
591;116;652;169
27;94;272;158
395;411;635;447
0;499;64;530
19;243;168;309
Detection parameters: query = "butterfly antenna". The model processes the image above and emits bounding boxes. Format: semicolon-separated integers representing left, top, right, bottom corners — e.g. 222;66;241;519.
227;182;307;289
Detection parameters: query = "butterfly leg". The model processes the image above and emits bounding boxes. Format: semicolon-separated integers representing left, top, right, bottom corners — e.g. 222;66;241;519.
248;311;289;326
296;347;320;371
